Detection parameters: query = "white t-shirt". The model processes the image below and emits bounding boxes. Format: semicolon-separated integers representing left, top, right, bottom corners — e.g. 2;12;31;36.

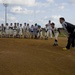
9;26;13;29
52;27;58;33
34;26;38;30
48;23;52;30
19;26;22;31
45;27;48;32
23;25;26;30
26;26;30;31
30;27;34;32
6;26;9;30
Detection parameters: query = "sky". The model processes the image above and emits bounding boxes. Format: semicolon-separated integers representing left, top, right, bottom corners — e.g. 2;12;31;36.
0;0;75;28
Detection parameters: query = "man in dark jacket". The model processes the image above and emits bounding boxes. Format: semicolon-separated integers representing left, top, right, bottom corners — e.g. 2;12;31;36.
59;17;75;50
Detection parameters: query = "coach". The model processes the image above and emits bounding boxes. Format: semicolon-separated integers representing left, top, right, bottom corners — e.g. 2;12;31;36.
59;17;75;50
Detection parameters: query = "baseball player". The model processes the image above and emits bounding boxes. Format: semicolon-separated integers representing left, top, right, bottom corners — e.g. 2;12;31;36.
16;23;20;38
19;24;23;38
5;23;9;38
34;23;38;39
51;23;59;46
44;24;48;40
37;26;43;39
30;25;34;39
23;23;27;38
1;24;5;38
13;23;17;38
26;24;30;38
47;20;53;39
9;23;13;38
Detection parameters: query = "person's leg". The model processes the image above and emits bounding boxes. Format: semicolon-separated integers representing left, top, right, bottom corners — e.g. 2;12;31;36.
45;32;48;40
72;32;75;48
28;31;30;39
50;30;53;39
47;31;49;38
37;32;39;39
66;34;72;49
53;32;59;46
72;38;75;48
30;32;33;39
55;32;59;40
24;31;26;38
35;31;38;39
40;32;43;39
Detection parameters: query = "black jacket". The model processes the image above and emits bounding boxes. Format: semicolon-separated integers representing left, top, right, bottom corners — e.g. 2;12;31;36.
65;22;75;33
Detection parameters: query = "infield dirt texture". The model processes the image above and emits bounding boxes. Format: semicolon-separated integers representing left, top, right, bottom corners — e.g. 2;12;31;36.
0;38;75;75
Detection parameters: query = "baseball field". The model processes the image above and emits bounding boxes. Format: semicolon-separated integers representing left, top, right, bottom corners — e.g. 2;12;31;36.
0;37;75;75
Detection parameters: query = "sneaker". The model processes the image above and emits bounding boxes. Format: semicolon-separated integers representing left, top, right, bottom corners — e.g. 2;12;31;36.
53;44;58;46
45;38;48;40
63;48;67;51
72;47;75;49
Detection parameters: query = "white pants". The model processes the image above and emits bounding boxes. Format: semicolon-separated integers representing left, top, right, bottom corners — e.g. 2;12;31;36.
45;32;48;38
13;30;17;36
54;32;59;40
5;29;9;35
40;32;43;38
37;32;43;38
23;30;26;36
47;30;53;38
26;30;30;38
0;31;2;35
19;30;23;35
9;29;13;35
30;31;34;38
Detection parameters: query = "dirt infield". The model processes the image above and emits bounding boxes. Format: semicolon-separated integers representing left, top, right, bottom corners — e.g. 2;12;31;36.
0;38;75;75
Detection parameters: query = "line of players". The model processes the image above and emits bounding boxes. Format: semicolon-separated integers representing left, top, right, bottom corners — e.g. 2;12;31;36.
0;21;60;46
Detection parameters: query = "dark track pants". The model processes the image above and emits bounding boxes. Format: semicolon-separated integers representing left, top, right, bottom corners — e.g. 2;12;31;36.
66;32;75;49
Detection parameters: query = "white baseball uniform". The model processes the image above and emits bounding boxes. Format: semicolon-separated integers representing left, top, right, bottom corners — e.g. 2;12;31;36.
45;26;48;39
9;26;13;35
19;26;23;35
26;26;30;38
52;27;59;40
13;26;17;36
23;25;26;37
5;25;9;35
47;23;53;38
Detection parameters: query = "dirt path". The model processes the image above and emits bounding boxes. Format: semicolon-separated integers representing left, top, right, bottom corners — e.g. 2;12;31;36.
0;38;75;75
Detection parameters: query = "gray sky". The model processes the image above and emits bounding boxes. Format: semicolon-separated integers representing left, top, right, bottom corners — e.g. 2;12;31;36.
0;0;75;28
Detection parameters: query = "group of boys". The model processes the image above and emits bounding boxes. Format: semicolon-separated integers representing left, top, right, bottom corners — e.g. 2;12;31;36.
0;21;59;40
0;23;45;39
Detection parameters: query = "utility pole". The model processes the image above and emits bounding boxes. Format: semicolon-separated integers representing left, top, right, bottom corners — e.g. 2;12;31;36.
3;1;8;25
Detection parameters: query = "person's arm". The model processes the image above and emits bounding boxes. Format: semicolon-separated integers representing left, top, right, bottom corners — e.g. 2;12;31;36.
62;23;69;35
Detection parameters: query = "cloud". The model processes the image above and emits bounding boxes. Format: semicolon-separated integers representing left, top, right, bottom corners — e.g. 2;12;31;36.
10;6;34;14
0;18;4;22
52;15;63;20
0;0;36;6
10;6;45;14
58;3;69;11
37;19;47;26
44;16;52;20
47;0;54;3
68;0;75;4
35;10;45;14
58;5;65;10
8;16;18;22
28;20;33;22
0;0;2;3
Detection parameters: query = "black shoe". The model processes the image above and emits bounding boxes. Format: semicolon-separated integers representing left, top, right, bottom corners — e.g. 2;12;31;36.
53;44;58;46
